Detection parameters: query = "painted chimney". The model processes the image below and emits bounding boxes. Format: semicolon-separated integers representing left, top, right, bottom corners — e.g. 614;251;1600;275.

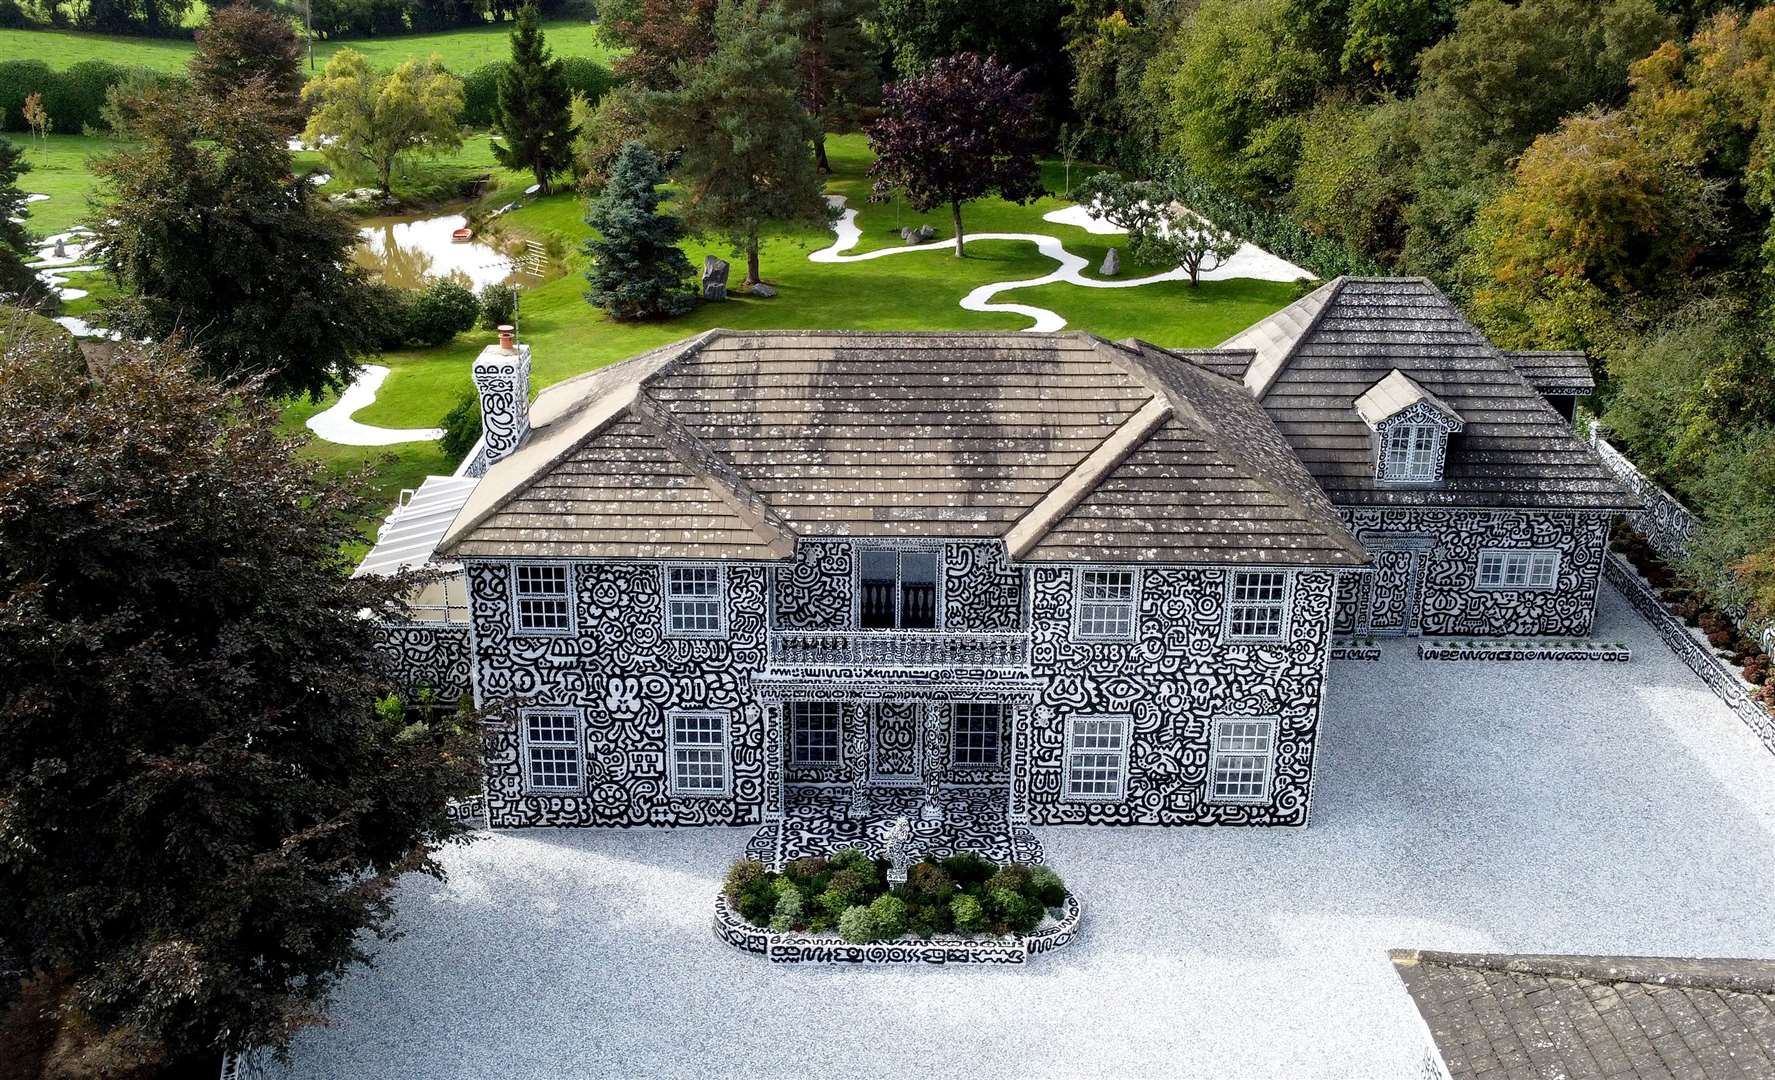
472;326;531;466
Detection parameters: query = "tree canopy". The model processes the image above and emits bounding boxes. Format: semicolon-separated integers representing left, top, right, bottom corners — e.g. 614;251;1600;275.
304;50;466;196
583;141;699;319
493;3;578;193
867;52;1046;256
0;337;478;1072
189;2;306;131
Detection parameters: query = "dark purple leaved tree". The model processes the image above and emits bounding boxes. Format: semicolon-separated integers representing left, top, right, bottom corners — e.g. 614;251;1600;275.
866;52;1046;257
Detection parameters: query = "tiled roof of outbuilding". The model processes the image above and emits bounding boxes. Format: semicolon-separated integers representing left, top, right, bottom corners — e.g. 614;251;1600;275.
438;330;1368;567
1216;278;1638;511
1393;950;1775;1080
1504;349;1597;396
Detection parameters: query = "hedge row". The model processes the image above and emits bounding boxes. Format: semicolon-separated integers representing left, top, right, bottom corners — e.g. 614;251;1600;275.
0;54;615;134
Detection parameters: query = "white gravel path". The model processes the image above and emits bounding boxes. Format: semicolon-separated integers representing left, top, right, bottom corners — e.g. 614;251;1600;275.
304;364;444;446
809;195;1309;333
267;583;1775;1079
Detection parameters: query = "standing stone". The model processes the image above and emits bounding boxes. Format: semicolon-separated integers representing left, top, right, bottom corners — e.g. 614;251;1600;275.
52;237;66;259
900;226;916;243
915;224;935;243
700;255;729;300
1101;247;1120;276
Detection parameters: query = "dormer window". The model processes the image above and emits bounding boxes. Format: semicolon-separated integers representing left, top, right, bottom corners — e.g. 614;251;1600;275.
1381;423;1441;483
1355;370;1465;487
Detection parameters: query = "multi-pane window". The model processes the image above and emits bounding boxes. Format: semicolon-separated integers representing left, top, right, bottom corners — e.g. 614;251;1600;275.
670;711;729;796
859;548;939;629
1075;569;1137;640
513;563;572;634
789;702;842;766
523;709;581;792
1382;423;1440;482
1209;718;1276;803
1064;715;1128;801
1226;570;1289;641
1475;549;1560;591
665;565;724;637
951;703;1002;768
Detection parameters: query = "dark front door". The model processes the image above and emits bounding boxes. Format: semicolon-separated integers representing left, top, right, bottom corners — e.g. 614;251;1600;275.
870;703;923;785
1359;542;1427;636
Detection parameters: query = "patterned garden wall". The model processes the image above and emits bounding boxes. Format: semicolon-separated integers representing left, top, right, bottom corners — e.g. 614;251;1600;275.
1333;509;1611;639
1017;566;1338;826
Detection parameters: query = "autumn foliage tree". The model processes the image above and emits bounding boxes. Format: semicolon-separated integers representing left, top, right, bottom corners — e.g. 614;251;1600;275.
867;52;1045;256
189;2;306;131
0;338;479;1073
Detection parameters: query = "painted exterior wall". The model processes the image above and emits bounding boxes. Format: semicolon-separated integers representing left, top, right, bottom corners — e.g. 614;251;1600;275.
461;540;1339;829
1334;509;1611;638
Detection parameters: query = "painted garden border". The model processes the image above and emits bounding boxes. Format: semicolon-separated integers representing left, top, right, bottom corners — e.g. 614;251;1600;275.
712;893;1083;965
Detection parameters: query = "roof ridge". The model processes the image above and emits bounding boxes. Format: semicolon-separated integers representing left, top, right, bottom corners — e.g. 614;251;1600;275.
1002;396;1172;560
1393;949;1775;995
628;386;798;559
1244;277;1346;400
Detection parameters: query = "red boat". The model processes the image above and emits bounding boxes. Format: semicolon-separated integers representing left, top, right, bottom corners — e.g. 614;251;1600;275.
451;227;473;243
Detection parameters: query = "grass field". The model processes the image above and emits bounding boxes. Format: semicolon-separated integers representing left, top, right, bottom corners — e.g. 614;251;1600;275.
0;18;615;74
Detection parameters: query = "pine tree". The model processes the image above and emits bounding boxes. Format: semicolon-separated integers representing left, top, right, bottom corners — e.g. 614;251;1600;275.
582;142;699;320
0;137;51;310
644;0;831;287
789;0;881;173
493;2;578;194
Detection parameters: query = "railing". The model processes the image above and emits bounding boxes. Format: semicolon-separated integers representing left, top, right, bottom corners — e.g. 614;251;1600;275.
768;629;1031;671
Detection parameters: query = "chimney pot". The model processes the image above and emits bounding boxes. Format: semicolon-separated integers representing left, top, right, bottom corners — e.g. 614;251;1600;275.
497;324;516;352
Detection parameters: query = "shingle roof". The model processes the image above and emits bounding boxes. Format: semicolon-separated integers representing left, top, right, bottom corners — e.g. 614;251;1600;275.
1393;950;1775;1080
1505;350;1597;396
1216;278;1638;511
439;330;1367;567
1354;369;1465;430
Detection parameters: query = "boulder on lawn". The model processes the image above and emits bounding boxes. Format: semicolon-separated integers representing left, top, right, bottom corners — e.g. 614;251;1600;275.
1100;247;1120;276
899;226;916;243
750;282;777;298
700;255;729;300
915;224;935;242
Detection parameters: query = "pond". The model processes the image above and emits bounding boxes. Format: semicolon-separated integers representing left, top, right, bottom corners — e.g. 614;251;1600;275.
354;209;518;291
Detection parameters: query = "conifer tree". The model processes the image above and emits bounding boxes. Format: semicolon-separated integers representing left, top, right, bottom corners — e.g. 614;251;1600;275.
789;0;881;173
493;3;578;194
644;0;831;287
0;137;51;310
582;142;698;319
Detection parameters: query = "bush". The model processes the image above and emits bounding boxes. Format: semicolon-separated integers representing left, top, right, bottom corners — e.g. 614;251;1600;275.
989;886;1042;933
951;893;986;934
559;55;615;106
460;62;506;127
867;894;908;940
939;851;997;886
439;390;481;461
904;861;954;904
56;59;127;134
837;903;882;944
0;60;53;133
735;879;776;925
361;281;413;351
404;279;480;347
722;859;765;903
1026;865;1068;908
477;282;517;329
769;885;803;933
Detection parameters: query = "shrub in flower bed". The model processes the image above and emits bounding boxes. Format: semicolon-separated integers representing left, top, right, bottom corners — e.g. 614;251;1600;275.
722;848;1069;945
1612;522;1775;710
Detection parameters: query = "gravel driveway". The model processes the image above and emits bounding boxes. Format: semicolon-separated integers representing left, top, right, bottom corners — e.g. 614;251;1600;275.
268;585;1775;1080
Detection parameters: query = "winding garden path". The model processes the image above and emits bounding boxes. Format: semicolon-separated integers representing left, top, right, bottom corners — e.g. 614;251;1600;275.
304;364;446;446
809;194;1310;332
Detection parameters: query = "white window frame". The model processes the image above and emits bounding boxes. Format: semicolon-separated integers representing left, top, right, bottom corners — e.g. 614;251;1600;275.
511;562;575;636
520;707;583;794
1223;569;1293;643
1380;422;1442;483
1208;716;1277;804
949;703;1003;770
1063;714;1130;802
1073;567;1139;642
663;563;727;638
788;701;843;767
668;709;731;797
1474;548;1561;592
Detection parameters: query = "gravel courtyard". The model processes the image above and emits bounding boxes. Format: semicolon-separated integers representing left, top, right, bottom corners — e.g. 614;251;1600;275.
269;585;1775;1080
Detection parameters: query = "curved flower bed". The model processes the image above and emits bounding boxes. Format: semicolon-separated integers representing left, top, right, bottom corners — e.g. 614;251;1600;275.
714;848;1083;964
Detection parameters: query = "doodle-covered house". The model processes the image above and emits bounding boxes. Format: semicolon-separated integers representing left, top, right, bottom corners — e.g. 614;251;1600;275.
366;279;1634;833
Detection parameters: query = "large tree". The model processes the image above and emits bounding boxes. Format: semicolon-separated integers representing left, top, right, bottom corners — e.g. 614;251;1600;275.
0;338;479;1072
0;137;51;311
493;3;577;193
601;0;721;92
872;0;1069;121
189;1;306;131
867;52;1045;256
92;81;379;400
583;141;699;318
787;0;881;173
303;50;466;197
644;0;830;287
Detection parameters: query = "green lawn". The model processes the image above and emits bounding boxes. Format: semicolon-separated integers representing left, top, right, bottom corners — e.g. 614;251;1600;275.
0;18;616;74
16;134;115;235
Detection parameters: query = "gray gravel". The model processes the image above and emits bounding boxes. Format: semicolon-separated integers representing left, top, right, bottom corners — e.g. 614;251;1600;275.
268;585;1775;1080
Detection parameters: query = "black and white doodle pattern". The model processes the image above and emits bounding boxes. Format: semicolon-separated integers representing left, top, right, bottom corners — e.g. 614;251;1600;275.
744;786;1043;867
470;560;771;827
1017;566;1337;827
371;621;472;702
712;893;1081;964
943;542;1025;631
771;541;854;630
471;351;530;464
1336;508;1611;639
